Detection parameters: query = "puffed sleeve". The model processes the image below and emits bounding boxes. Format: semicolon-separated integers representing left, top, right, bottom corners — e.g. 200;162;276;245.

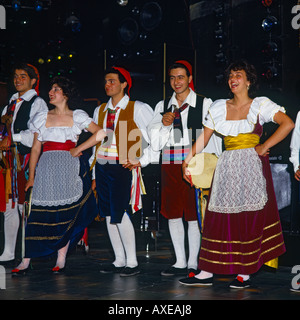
29;111;48;136
256;97;286;124
73;109;93;131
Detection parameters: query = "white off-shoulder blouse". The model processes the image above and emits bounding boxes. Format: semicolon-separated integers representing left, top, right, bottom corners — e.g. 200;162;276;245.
203;96;286;136
29;109;93;142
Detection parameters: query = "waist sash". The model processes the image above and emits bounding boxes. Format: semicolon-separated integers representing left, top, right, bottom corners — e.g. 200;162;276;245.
43;140;76;152
224;133;260;151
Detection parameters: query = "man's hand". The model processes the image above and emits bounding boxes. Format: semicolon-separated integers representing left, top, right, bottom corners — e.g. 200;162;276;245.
162;112;175;127
122;159;141;171
295;166;300;181
0;136;9;150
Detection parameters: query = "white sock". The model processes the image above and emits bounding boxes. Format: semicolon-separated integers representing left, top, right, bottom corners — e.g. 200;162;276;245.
237;274;250;281
106;216;126;267
0;200;20;261
117;213;138;268
15;258;30;270
55;241;70;269
195;270;213;279
168;218;186;269
187;220;201;270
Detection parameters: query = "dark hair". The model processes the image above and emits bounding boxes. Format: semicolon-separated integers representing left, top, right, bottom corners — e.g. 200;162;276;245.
13;63;39;89
225;60;258;97
168;62;191;77
50;76;80;109
104;67;129;95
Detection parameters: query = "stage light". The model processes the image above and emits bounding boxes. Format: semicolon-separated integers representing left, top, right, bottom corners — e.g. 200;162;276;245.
262;41;278;56
34;1;43;12
140;2;162;31
66;14;81;33
262;15;278;32
12;0;21;12
262;65;279;79
117;0;128;6
118;17;139;45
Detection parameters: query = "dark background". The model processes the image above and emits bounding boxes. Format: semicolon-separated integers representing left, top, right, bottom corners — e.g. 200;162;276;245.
0;0;300;236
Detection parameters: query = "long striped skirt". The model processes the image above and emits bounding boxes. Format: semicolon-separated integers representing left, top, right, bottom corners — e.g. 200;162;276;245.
24;151;98;258
198;152;286;275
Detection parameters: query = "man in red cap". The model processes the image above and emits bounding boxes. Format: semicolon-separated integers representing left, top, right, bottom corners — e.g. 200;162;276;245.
0;63;48;263
148;61;222;277
90;66;159;276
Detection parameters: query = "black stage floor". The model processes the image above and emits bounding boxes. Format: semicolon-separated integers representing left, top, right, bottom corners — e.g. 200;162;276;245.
1;219;300;302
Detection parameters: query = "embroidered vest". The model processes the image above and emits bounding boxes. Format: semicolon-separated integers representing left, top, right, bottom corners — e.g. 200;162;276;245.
90;101;142;168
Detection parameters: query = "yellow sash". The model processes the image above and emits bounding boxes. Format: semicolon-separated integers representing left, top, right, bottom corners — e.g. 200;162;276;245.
224;133;260;150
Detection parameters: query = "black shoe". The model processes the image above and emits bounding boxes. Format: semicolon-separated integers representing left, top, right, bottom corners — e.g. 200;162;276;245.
161;266;187;276
179;276;213;286
229;277;251;289
100;263;125;274
119;266;140;277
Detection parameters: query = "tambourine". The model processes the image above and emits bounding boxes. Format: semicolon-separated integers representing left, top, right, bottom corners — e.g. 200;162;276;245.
187;152;218;189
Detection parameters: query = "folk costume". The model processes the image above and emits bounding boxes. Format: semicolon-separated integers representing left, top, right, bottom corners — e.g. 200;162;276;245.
289;110;300;174
149;69;222;274
23;110;98;259
90;70;158;274
197;97;286;276
0;83;48;262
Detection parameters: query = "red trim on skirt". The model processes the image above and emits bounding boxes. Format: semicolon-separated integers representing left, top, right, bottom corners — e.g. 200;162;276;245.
160;163;198;221
198;155;286;275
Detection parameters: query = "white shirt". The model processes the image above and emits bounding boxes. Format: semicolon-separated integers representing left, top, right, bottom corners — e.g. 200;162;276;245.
148;89;223;157
90;94;160;178
2;89;48;147
290;110;300;173
29;109;92;143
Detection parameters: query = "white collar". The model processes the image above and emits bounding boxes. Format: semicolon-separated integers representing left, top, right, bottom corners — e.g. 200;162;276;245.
104;94;129;111
10;89;37;103
168;89;197;109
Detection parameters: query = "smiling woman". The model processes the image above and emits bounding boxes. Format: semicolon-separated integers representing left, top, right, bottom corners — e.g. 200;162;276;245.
11;76;106;276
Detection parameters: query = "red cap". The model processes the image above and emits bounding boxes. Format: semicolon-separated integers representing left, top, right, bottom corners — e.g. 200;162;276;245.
27;63;40;96
175;60;194;91
112;66;132;98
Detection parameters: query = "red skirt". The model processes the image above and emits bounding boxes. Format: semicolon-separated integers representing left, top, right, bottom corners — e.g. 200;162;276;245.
161;164;197;221
198;155;286;275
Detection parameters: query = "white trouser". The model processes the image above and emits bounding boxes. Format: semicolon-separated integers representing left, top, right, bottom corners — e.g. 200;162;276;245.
168;218;201;270
106;213;138;268
0;200;21;261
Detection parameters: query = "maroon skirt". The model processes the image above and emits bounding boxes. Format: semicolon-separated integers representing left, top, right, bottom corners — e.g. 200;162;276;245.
198;155;286;275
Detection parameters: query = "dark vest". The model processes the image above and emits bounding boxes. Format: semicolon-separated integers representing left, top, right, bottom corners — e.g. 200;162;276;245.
161;93;205;144
13;95;38;155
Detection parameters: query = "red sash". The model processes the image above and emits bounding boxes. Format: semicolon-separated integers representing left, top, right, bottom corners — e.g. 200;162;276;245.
43;140;76;152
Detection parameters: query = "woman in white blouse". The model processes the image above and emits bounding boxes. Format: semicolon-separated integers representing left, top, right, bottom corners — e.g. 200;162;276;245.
12;77;106;275
180;60;294;288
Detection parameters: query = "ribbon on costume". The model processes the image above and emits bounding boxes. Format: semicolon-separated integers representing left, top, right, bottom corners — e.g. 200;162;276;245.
130;167;146;213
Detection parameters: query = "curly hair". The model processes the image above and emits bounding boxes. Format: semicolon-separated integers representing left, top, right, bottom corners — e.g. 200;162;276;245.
225;60;258;98
50;76;80;109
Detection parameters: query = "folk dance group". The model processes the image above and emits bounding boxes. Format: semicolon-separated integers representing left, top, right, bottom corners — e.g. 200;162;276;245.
0;59;297;290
